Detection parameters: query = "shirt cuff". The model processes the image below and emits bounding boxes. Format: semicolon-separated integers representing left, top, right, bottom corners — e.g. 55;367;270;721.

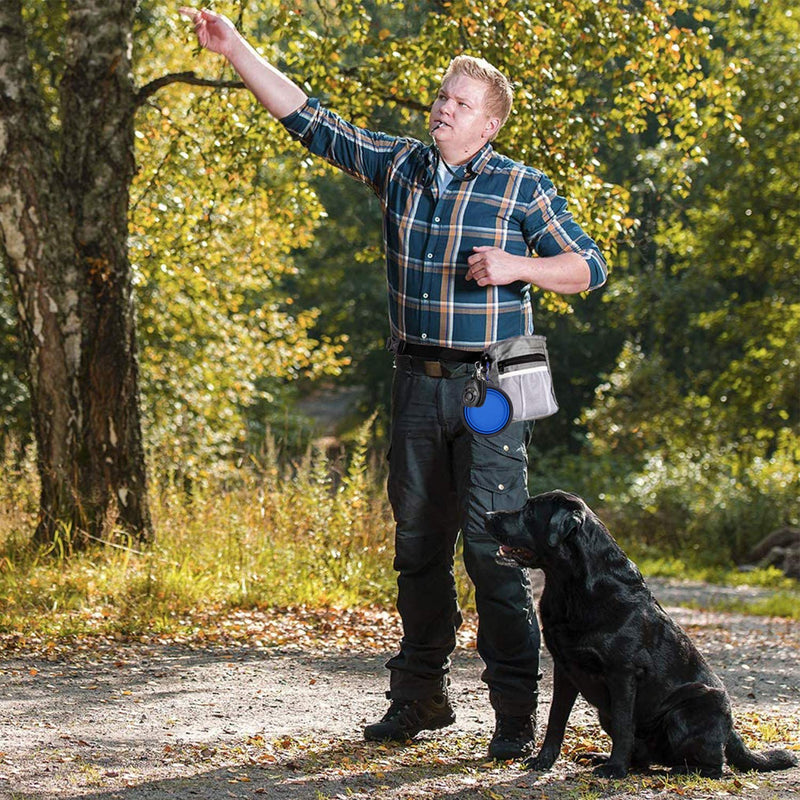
584;251;608;291
279;97;321;144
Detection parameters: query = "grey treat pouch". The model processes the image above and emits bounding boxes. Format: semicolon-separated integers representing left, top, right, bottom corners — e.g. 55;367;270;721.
485;335;558;421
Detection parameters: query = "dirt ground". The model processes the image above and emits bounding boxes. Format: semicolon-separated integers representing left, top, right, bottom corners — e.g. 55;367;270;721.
1;578;798;800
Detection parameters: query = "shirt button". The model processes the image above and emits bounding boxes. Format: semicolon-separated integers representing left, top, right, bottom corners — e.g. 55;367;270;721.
434;216;441;223
503;445;509;452
422;293;429;299
498;484;505;491
427;253;433;259
421;333;428;339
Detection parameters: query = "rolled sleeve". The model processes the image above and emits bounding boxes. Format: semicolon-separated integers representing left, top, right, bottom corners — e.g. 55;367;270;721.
583;249;608;290
279;97;322;145
524;173;608;291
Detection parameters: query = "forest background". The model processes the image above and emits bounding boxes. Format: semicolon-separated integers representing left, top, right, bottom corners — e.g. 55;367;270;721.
0;0;797;637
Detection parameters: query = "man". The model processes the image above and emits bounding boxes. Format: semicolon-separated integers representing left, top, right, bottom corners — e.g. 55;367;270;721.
180;7;607;760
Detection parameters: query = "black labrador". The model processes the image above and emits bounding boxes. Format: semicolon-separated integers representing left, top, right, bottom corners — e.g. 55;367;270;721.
486;490;798;778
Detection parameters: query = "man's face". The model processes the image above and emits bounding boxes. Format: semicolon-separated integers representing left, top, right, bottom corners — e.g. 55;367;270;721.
429;74;499;163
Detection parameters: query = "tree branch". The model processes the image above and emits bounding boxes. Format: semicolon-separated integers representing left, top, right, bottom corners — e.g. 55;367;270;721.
136;70;429;117
135;71;246;106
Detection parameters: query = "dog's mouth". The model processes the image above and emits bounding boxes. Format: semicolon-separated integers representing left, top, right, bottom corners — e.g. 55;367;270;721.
496;544;536;566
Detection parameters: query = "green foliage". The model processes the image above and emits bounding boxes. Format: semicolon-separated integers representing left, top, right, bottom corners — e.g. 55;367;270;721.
590;0;799;456
283;169;393;427
598;436;799;566
532;428;799;569
131;2;351;475
580;0;800;555
1;0;796;566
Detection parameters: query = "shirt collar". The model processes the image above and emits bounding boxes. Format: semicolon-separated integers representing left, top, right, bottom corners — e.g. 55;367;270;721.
423;141;494;185
468;142;494;175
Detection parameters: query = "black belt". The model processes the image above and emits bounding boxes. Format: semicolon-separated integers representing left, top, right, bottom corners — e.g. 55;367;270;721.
396;355;474;378
397;341;481;364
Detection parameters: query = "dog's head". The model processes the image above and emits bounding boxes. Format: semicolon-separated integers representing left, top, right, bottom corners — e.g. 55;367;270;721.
486;490;588;569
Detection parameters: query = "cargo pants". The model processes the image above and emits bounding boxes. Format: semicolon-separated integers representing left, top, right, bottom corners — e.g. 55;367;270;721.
385;355;540;716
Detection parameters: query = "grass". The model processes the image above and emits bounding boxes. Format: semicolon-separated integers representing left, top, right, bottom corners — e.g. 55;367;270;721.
635;555;798;590
0;424;398;641
1;427;798;643
635;555;800;619
693;592;800;619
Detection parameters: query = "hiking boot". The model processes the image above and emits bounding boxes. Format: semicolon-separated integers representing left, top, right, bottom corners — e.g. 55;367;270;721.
489;713;536;760
363;694;456;742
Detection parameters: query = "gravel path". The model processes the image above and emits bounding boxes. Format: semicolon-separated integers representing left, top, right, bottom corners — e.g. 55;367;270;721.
1;579;798;800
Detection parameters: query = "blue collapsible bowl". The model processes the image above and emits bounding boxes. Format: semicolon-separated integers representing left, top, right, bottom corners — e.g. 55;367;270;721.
462;387;512;436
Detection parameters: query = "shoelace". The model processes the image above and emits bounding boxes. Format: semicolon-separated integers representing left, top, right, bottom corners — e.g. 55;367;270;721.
384;698;444;729
383;700;418;724
495;715;531;741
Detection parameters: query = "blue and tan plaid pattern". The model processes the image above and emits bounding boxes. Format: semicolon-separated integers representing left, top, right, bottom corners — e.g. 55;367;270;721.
281;98;607;350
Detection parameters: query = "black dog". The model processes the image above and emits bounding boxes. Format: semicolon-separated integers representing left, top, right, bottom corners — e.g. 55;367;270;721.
486;490;798;778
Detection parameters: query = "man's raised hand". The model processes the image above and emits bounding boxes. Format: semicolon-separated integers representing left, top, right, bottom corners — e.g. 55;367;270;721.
179;7;238;57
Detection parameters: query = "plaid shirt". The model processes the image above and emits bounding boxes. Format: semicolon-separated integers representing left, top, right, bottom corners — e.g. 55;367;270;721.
281;98;607;350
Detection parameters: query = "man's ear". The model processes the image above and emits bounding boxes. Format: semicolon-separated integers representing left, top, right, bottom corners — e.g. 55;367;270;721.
547;507;585;548
483;116;501;139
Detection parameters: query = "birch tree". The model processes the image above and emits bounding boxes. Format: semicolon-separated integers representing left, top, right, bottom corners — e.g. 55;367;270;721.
0;0;153;544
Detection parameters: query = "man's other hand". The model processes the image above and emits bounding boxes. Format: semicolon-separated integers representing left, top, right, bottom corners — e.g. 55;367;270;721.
466;246;524;287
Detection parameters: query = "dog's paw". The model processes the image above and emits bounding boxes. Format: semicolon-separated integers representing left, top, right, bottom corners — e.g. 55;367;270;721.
593;761;628;779
523;751;557;771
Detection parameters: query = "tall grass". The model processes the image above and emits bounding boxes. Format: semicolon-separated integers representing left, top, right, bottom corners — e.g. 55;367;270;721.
0;421;398;640
2;424;798;642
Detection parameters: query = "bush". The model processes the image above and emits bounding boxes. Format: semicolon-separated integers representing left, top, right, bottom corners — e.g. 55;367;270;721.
598;442;799;567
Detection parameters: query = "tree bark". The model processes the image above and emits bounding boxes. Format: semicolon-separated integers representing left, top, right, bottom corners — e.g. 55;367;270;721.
0;0;152;544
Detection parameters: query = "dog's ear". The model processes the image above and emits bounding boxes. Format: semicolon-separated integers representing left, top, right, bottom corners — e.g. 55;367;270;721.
547;507;585;547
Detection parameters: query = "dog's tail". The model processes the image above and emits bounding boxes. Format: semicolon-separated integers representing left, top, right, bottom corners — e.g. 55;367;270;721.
725;730;798;772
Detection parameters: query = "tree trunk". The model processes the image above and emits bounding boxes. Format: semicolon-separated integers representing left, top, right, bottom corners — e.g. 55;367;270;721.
0;0;152;544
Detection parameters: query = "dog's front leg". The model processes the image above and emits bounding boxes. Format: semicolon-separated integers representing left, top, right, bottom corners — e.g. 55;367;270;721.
525;663;579;771
594;671;638;778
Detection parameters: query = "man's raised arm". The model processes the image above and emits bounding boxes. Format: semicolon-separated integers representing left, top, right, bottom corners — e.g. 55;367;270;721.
179;7;307;119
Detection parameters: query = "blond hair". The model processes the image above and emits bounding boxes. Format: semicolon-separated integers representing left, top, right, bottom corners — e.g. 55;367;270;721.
441;55;514;131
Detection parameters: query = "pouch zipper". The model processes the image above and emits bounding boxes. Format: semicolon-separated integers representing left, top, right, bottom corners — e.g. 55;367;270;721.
497;353;546;374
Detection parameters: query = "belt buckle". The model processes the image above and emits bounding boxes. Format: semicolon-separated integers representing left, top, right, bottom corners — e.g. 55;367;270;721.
423;360;444;378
